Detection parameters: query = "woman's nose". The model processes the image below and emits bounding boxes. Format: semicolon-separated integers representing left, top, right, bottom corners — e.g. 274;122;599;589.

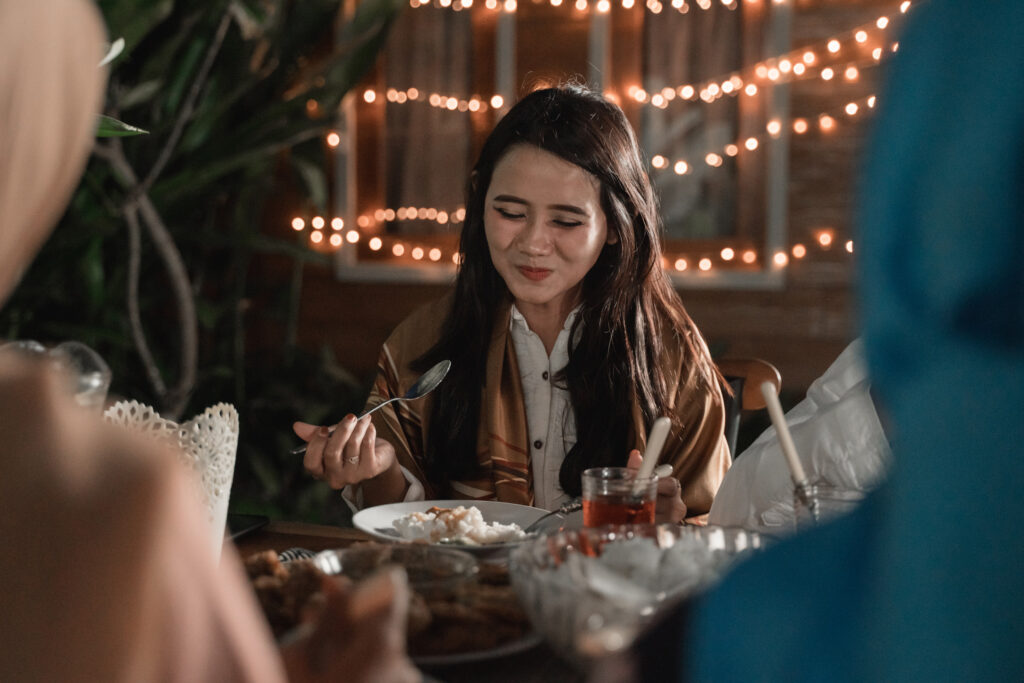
516;217;551;255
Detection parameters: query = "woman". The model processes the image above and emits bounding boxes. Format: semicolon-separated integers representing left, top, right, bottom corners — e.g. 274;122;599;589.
296;85;730;523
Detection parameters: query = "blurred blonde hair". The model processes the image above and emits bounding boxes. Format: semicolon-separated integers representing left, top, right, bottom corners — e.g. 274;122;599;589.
0;0;107;302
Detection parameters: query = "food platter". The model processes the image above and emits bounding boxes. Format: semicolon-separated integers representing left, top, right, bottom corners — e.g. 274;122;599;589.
413;630;543;667
352;499;548;556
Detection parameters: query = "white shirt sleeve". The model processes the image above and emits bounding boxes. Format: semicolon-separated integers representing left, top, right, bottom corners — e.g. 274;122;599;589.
340;464;426;512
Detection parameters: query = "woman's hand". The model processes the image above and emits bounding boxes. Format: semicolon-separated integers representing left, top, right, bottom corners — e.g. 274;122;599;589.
293;415;397;490
280;567;420;683
626;449;687;524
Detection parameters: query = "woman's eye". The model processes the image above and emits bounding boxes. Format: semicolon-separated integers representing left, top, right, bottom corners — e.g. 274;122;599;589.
553;219;583;228
495;207;525;220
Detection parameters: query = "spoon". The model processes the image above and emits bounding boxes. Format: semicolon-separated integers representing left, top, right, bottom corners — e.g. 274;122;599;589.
290;359;451;455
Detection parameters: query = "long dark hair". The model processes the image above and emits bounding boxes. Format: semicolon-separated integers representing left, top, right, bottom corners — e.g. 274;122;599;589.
413;84;720;496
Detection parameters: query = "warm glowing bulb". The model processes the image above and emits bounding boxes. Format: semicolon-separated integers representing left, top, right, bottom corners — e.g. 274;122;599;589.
623;0;635;7
720;247;735;261
504;0;517;10
345;230;359;244
311;216;325;229
575;0;586;9
821;67;835;81
392;243;405;256
900;1;910;13
326;132;341;148
877;16;889;29
291;217;305;231
868;95;877;108
745;137;759;151
651;93;666;108
744;83;758;96
597;0;610;11
384;209;395;221
652;155;668;169
817;230;834;247
674;161;689;175
698;258;712;272
358;215;371;228
329;233;343;247
310;231;324;244
766;119;782;136
331;217;344;230
681;85;695;99
873;47;883;60
767;68;780;81
793;118;808;134
845;102;859;116
454;208;466;222
705;153;723;167
827;39;841;53
662;87;677;100
429;248;442;261
793;63;806;75
369;237;383;251
707;83;720;97
437;211;449;224
779;59;792;73
396;207;408;220
773;251;788;267
742;249;757;264
755;64;768;79
468;99;481;112
490;94;504;109
373;209;386;221
674;258;688;271
855;30;868;43
845;240;854;253
725;144;739;157
412;247;424;260
363;89;376;103
792;243;807;258
802;50;816;65
819;115;836;131
845;66;859;81
722;81;735;94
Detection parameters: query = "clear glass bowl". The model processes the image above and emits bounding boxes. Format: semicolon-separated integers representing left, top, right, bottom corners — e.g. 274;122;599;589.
509;524;764;663
313;543;479;600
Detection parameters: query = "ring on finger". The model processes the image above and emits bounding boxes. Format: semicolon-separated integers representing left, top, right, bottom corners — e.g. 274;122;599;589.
346;455;360;464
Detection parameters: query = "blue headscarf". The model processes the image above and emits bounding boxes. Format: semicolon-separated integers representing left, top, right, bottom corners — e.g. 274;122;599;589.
687;1;1024;680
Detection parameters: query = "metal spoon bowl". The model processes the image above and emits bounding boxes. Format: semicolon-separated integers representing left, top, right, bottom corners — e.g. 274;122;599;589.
291;359;451;455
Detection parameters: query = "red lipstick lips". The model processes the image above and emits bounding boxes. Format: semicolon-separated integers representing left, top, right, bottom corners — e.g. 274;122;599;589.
518;266;551;281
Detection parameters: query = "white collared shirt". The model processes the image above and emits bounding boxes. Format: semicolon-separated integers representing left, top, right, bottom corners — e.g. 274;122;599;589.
344;305;579;512
508;304;578;510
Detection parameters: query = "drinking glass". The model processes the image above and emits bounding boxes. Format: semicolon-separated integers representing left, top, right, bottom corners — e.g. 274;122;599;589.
0;339;111;412
793;480;866;531
581;467;658;527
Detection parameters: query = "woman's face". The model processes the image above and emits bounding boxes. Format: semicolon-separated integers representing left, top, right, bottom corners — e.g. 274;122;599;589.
483;144;615;319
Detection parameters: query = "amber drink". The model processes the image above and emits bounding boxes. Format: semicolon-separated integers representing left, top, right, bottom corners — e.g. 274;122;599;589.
581;467;658;527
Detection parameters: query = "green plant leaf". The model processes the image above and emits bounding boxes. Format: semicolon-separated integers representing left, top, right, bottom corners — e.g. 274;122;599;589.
292;156;328;211
99;37;125;67
98;0;175;59
96;114;149;137
117;79;163;110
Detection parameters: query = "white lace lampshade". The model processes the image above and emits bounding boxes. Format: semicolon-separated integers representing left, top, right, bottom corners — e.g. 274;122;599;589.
104;401;239;560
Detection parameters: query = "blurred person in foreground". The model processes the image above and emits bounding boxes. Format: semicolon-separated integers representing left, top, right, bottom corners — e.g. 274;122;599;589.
0;1;417;681
295;85;730;524
611;1;1024;680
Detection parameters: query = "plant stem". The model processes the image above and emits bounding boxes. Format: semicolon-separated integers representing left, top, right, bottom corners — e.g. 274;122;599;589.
141;9;233;193
124;206;168;398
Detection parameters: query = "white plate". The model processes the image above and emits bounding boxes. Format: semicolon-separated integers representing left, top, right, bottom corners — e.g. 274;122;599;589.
352;499;547;555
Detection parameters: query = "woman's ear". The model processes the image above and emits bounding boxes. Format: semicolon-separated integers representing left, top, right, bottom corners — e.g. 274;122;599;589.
606;230;619;245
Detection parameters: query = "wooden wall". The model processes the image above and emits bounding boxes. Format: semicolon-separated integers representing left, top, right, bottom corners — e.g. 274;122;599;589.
268;0;897;400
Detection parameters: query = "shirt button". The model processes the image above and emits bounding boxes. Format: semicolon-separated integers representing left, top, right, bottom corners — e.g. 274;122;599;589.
534;440;543;450
542;371;549;381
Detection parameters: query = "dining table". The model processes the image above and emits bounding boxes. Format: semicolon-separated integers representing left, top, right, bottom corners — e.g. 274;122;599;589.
233;520;587;683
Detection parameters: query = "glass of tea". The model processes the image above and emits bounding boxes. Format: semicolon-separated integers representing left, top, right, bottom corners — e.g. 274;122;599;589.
581;467;658;527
